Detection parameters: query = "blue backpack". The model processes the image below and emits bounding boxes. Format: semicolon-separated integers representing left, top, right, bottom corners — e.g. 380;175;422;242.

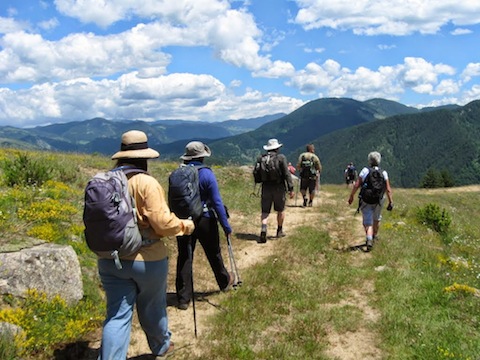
83;167;146;268
168;164;207;221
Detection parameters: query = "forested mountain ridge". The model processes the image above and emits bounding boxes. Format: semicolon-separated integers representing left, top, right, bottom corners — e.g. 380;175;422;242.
199;97;424;164
302;100;480;188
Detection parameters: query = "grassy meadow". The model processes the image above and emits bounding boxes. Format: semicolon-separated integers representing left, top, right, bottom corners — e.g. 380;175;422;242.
0;149;479;359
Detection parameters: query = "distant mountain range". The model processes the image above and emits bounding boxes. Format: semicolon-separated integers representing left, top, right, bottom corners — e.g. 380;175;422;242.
2;97;480;188
0;113;285;156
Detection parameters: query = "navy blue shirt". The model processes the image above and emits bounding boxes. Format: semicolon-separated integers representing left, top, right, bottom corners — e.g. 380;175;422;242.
188;161;232;234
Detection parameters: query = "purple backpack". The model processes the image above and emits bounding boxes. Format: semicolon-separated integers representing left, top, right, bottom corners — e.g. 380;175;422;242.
83;167;146;268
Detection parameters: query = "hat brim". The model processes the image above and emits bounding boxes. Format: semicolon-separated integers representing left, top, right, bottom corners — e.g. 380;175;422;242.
263;143;282;151
111;148;159;160
180;151;211;161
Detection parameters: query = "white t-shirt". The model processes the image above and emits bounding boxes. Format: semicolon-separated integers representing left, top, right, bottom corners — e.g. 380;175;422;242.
358;166;389;182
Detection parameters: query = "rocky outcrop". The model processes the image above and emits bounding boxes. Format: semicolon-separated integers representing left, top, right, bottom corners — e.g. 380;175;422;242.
0;243;83;304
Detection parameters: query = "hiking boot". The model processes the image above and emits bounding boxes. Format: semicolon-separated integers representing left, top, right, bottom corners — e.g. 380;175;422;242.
303;198;308;207
366;239;373;252
258;231;267;243
222;272;235;292
308;200;313;207
276;229;286;238
177;302;189;310
156;342;174;358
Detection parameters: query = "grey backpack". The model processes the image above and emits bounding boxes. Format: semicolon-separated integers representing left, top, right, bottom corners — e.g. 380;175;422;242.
83;167;146;268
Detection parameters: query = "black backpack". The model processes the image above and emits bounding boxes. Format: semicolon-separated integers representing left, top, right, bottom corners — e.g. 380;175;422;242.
346;166;356;180
360;167;386;204
300;155;316;179
83;167;146;268
168;164;206;221
253;153;281;183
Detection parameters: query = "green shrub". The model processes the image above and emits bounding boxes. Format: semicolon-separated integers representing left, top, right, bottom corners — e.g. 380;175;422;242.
416;203;452;233
0;289;103;358
0;329;19;360
419;168;455;188
0;152;53;187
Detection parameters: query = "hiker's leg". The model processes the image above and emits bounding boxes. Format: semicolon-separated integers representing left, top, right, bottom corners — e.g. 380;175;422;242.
134;257;172;356
300;180;307;197
198;216;230;290
261;185;274;227
273;184;287;229
362;205;375;241
365;225;374;237
175;235;195;305
373;206;383;238
300;178;308;205
308;179;316;203
261;212;269;224
373;221;380;239
277;210;285;227
97;259;137;360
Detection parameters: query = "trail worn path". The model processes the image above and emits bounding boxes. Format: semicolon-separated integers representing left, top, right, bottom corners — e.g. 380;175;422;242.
77;187;382;360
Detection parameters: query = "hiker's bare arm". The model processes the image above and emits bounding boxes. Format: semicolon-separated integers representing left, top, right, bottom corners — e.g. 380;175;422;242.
385;179;393;204
316;157;322;173
348;178;362;205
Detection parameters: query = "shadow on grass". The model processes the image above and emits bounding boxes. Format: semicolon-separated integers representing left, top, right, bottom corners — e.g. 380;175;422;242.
334;243;370;253
53;341;98;360
234;232;260;242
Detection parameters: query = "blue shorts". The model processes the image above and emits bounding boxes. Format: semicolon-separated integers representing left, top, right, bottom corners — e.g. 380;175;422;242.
361;202;383;226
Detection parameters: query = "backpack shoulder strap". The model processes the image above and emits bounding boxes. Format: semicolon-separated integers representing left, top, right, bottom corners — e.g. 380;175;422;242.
115;166;148;177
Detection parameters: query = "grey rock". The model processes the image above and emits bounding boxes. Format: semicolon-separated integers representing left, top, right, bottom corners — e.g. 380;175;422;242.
0;243;83;304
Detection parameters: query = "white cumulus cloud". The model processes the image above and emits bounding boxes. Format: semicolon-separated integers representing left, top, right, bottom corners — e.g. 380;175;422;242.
294;0;480;35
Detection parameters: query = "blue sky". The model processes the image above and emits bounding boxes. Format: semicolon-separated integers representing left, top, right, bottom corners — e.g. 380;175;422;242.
1;0;480;127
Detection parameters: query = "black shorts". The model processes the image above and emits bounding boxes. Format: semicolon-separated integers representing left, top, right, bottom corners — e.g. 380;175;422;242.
300;177;317;194
261;183;286;213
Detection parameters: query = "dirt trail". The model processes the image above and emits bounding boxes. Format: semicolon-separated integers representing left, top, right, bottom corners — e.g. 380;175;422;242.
80;187;382;359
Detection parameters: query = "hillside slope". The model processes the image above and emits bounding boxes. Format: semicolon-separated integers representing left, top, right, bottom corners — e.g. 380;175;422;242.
203;97;419;164
308;100;480;187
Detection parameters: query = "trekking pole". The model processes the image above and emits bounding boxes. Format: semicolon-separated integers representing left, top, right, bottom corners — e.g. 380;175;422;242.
226;234;242;287
187;238;198;338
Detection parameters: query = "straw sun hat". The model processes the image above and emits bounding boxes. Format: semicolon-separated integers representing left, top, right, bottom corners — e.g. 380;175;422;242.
111;130;159;160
